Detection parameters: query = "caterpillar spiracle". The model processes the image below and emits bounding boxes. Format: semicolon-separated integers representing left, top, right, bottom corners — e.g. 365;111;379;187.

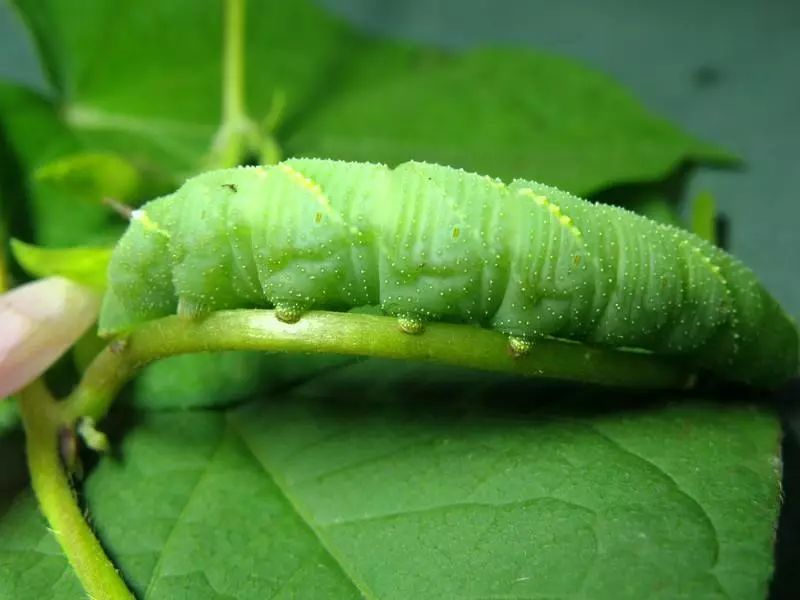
99;158;799;386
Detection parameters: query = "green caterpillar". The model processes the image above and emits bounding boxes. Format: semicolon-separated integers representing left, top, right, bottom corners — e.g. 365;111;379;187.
99;158;798;386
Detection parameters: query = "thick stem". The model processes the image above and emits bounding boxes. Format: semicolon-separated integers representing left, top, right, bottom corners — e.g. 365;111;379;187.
63;309;692;423
19;380;134;600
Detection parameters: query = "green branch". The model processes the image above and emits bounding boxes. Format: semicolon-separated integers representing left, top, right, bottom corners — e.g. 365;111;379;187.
62;309;692;423
19;380;134;600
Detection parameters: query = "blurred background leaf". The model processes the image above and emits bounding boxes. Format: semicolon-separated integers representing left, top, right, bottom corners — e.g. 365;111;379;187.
34;152;142;204
10;239;111;289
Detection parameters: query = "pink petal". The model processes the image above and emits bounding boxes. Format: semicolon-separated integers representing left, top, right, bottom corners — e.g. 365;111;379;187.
0;277;100;398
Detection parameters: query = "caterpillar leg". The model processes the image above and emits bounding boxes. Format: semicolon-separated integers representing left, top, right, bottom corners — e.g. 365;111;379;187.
275;302;308;324
507;335;534;357
177;296;211;321
397;313;425;335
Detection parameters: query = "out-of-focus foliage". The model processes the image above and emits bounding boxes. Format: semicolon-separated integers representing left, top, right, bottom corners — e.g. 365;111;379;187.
11;239;111;290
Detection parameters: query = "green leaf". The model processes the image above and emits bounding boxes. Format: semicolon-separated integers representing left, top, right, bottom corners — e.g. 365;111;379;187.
132;352;275;411
0;491;83;599
0;85;126;246
0;408;79;598
10;238;111;289
1;362;773;599
4;0;364;173
131;352;355;411
34;151;142;204
285;48;731;195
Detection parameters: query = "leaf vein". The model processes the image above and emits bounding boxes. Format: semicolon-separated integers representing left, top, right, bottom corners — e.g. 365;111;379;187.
229;413;378;600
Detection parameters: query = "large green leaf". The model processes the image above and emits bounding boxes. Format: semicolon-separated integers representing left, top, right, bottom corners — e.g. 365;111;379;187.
286;48;729;194
0;362;781;599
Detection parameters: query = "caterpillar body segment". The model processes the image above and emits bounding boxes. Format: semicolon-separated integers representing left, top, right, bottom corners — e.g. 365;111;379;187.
99;158;798;385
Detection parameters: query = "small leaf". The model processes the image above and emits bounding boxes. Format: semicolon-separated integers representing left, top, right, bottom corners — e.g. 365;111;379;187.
10;239;111;290
34;151;142;204
0;277;99;398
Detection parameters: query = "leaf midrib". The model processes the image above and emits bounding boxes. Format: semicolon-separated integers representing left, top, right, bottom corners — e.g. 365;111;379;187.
227;413;376;600
142;428;226;598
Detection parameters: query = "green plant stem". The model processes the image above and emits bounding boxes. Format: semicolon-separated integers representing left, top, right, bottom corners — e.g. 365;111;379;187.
62;309;692;423
18;380;134;600
223;0;246;126
208;0;281;166
207;0;255;167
